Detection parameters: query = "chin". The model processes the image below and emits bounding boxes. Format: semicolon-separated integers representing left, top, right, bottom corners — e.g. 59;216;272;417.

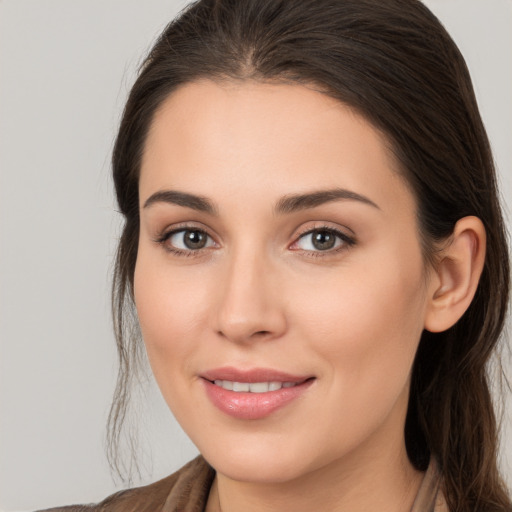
197;437;325;484
212;456;306;484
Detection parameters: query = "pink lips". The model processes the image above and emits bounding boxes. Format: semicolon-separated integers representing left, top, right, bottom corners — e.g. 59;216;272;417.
200;367;315;420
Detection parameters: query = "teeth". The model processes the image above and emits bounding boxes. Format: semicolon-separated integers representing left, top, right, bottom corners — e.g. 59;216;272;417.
213;380;298;392
233;381;250;392
249;382;269;393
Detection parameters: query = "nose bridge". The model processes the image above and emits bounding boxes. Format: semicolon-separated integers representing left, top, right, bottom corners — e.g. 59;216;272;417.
214;240;286;343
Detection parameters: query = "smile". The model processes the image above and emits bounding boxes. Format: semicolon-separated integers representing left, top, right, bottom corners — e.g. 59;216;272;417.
200;368;316;420
213;380;298;392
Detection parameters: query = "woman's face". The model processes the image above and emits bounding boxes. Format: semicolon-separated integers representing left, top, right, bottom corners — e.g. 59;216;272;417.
135;80;434;483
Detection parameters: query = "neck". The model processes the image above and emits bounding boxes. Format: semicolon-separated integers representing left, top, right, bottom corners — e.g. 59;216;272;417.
206;437;424;512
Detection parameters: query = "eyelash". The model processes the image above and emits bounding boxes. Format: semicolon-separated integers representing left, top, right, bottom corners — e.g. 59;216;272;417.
154;225;356;258
292;226;356;258
154;225;213;258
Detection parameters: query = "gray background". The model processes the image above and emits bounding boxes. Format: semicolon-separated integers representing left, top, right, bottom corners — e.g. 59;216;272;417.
0;1;511;510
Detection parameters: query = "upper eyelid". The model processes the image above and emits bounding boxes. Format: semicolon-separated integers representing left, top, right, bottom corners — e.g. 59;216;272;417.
293;222;355;240
156;222;214;239
157;223;351;237
293;227;354;243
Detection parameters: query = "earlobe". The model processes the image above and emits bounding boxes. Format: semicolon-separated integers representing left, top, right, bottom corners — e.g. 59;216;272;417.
424;216;486;333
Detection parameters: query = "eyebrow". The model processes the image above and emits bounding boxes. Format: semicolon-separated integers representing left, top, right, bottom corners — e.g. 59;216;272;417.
274;188;380;214
143;190;218;215
142;187;379;215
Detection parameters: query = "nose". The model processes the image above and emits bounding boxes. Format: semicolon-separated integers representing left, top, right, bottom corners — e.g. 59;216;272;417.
213;248;287;344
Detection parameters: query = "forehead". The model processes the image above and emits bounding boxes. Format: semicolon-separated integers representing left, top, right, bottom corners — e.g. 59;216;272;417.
143;79;390;168
139;79;413;217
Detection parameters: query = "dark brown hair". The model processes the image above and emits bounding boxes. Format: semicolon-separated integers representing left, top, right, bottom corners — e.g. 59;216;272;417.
108;1;511;510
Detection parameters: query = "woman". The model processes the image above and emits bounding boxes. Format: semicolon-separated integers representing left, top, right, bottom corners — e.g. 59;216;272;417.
41;0;511;511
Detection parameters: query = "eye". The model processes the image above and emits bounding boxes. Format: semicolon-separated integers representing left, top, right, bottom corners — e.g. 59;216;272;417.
159;228;215;254
293;227;355;253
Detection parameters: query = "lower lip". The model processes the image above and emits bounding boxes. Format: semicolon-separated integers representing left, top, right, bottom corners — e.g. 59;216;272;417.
202;378;315;420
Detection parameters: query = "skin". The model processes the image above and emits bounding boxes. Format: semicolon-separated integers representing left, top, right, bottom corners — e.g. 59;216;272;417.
134;80;485;512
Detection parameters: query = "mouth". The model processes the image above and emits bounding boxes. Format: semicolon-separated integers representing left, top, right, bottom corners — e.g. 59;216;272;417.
200;367;316;420
209;379;305;393
200;366;314;385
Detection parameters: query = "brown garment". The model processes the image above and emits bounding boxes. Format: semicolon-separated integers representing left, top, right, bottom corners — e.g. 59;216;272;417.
37;455;448;512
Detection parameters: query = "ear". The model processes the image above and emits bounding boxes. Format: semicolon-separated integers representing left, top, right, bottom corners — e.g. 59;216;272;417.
424;216;486;333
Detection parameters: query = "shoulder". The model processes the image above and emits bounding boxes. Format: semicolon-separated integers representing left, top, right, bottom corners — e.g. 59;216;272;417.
36;456;215;512
411;458;450;512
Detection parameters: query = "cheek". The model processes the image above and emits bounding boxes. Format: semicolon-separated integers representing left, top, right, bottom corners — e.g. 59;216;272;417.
133;248;208;380
292;249;427;400
275;255;427;464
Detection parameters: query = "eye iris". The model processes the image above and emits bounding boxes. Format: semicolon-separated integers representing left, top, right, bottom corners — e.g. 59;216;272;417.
184;230;207;249
312;230;336;250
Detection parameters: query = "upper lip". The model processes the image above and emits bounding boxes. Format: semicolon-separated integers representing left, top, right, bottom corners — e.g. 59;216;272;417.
201;366;314;383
